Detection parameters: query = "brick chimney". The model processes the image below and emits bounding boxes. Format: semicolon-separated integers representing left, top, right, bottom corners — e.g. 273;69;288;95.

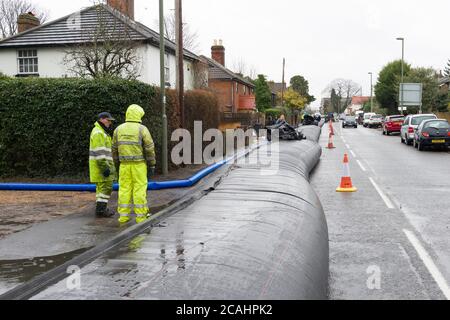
107;0;134;20
211;39;225;66
17;12;40;33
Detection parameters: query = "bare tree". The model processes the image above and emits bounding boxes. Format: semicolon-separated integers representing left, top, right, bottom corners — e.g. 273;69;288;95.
248;65;258;81
163;13;199;53
323;78;361;113
0;0;48;38
63;6;142;80
232;57;247;76
193;59;209;89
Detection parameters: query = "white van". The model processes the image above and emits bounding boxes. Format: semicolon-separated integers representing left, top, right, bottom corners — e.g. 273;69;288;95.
363;113;376;127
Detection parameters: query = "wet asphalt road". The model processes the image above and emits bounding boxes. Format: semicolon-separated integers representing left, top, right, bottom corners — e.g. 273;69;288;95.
310;122;450;300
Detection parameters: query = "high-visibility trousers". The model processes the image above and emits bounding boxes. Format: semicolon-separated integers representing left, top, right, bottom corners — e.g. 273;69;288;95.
118;162;149;224
96;181;113;204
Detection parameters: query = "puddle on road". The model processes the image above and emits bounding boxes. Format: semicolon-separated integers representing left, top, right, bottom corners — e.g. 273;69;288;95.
0;247;91;295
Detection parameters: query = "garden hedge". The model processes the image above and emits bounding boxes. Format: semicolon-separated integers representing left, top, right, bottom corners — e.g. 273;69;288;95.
0;78;218;179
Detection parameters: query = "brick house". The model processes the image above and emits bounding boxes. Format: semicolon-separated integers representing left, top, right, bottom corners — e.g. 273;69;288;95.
200;41;261;129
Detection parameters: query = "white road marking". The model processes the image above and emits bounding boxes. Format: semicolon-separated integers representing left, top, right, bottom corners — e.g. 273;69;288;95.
349;150;356;158
356;160;366;172
403;229;450;300
345;144;350;149
369;177;395;209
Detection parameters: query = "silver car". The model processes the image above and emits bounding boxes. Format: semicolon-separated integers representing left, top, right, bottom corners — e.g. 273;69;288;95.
400;114;437;145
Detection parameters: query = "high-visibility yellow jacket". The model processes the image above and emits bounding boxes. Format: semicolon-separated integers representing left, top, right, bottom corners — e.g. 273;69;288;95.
89;122;115;183
112;104;156;167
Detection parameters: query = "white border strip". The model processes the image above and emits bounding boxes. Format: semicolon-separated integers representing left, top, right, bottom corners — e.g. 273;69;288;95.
356;160;366;172
349;150;356;158
403;229;450;300
369;177;395;209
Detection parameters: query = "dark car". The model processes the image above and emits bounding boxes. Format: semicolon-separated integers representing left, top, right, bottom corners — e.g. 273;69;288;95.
342;116;357;128
413;119;450;151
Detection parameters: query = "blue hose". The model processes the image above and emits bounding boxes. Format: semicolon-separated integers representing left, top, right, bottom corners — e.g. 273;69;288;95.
0;142;266;192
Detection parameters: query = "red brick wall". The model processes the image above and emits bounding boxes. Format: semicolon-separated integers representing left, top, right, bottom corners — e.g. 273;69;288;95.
209;80;233;113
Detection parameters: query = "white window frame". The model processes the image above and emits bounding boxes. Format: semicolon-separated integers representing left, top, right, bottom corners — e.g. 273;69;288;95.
17;49;39;75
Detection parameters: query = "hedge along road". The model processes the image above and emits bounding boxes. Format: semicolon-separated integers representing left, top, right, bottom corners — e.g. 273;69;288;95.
4;126;329;300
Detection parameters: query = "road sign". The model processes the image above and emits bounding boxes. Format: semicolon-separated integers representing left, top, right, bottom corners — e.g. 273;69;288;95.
398;107;407;111
399;83;423;107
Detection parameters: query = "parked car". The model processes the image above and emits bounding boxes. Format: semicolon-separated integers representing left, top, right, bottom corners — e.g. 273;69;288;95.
382;115;404;135
413;119;450;151
342;116;358;128
401;114;437;145
368;114;383;128
363;113;376;127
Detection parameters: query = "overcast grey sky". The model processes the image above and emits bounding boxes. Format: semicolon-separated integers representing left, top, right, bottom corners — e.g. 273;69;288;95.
37;0;450;107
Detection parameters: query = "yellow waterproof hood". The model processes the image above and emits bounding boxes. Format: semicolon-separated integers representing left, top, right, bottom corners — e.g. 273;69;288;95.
126;104;145;123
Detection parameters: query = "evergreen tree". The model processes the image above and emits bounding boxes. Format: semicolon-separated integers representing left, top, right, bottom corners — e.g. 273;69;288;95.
254;74;272;112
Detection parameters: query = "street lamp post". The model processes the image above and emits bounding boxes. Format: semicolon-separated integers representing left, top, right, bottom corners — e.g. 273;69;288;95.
160;0;168;175
396;37;405;115
368;72;373;113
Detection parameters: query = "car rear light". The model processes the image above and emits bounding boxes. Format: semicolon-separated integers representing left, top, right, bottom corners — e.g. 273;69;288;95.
408;127;414;134
447;132;450;137
422;132;430;138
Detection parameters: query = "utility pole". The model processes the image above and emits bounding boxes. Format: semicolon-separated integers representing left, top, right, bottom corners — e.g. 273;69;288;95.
397;37;405;115
368;72;373;113
175;0;184;128
281;58;285;107
160;0;168;175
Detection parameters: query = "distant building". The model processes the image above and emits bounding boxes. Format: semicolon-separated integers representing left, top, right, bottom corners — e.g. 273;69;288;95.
439;77;450;93
346;96;370;114
268;81;286;107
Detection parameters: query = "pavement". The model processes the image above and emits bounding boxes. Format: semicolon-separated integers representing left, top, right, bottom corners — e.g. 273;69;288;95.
310;122;450;300
0;164;224;295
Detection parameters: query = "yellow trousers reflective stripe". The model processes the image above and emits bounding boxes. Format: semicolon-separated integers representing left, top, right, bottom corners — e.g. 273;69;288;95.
96;181;113;204
118;162;148;215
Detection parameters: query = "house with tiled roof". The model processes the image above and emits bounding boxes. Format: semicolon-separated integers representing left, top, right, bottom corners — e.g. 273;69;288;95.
345;96;370;114
199;40;261;129
0;0;203;90
200;41;256;115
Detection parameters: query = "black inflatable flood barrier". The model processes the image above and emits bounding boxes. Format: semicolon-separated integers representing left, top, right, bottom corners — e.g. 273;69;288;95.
2;126;328;300
28;128;328;300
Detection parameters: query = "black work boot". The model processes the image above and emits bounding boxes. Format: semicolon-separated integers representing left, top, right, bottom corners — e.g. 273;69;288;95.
95;202;114;218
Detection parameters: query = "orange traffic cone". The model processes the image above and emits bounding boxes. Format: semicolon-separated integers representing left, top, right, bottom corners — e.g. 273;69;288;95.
336;154;357;192
327;132;335;149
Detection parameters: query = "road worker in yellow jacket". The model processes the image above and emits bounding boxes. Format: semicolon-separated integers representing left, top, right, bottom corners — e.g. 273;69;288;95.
112;104;156;224
89;112;116;218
